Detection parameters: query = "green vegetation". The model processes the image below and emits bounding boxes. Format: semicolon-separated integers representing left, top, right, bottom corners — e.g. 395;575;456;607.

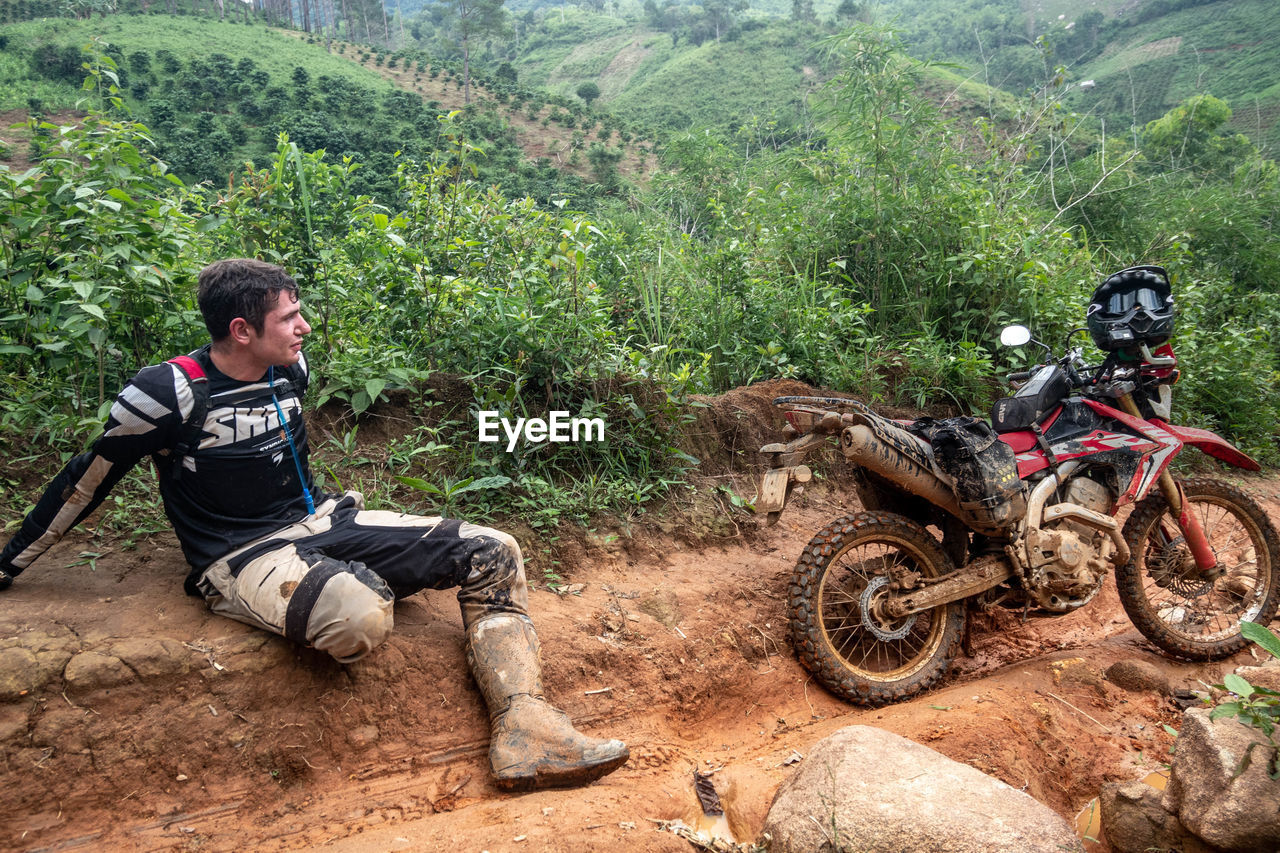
1066;0;1280;152
1;6;1278;550
1209;621;1280;772
606;21;828;132
4;17;383;111
871;0;1280;154
4;16;600;204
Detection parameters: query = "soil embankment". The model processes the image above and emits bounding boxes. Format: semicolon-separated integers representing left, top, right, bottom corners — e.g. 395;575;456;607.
2;381;1277;852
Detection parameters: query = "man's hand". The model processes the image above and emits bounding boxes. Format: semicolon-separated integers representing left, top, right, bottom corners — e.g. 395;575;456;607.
0;569;11;591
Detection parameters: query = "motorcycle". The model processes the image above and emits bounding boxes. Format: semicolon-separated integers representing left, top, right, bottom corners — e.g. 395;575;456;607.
755;325;1280;706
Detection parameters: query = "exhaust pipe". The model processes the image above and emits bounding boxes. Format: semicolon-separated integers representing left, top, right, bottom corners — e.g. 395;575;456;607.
840;423;965;520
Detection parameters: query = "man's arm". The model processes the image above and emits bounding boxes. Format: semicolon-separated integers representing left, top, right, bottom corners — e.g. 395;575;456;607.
0;364;194;586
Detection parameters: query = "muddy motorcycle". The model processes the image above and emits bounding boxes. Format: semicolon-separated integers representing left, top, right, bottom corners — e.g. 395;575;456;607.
755;326;1280;706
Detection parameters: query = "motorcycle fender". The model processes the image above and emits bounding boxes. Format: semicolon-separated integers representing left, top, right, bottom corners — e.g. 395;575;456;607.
755;465;812;515
1158;423;1260;471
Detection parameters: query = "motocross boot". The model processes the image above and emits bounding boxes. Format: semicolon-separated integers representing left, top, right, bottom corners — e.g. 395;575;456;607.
466;613;629;791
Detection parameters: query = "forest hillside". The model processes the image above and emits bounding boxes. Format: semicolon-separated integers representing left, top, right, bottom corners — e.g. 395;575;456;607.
0;0;1277;541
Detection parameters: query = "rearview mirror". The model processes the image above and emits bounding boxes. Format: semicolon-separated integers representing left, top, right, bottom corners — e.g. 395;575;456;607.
1000;325;1031;347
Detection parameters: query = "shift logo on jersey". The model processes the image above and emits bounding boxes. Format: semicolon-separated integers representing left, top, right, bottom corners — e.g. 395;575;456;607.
203;402;299;450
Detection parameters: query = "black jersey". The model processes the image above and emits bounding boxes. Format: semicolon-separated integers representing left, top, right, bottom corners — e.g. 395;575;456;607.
0;346;317;594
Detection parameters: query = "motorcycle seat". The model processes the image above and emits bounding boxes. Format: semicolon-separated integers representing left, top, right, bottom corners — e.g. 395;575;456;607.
996;429;1038;454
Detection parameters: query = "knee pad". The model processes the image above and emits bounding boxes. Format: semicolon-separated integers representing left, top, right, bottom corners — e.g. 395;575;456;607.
304;564;395;663
459;523;524;570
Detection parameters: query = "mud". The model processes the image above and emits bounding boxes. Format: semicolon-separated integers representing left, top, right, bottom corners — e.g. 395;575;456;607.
2;381;1278;853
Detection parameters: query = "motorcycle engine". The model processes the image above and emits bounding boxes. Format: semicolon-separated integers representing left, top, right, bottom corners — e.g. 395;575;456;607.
1023;476;1115;612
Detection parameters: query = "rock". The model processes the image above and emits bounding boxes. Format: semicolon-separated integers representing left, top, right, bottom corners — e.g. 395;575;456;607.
348;641;408;682
34;646;76;682
0;647;42;701
108;638;192;680
63;651;134;693
1163;707;1280;852
0;630;78;700
347;725;380;749
220;633;271;656
762;725;1083;853
714;764;779;843
1050;658;1109;697
222;635;295;674
1099;780;1215;853
1233;665;1280;695
1105;660;1170;695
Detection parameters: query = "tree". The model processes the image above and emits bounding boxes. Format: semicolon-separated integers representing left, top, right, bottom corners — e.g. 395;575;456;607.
438;0;507;104
704;0;745;41
1142;95;1256;175
576;81;600;107
1077;9;1105;50
586;142;622;189
127;50;151;77
834;0;867;23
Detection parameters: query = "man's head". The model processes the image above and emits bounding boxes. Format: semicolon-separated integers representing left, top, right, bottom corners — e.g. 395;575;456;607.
197;258;300;343
198;258;311;373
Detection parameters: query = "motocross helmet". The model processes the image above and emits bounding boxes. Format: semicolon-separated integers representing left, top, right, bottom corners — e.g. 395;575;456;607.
1086;265;1174;352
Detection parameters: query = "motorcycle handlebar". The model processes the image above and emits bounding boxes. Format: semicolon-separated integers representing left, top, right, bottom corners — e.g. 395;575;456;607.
1006;370;1033;383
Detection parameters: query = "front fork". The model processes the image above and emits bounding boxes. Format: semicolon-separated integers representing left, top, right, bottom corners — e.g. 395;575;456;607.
1117;393;1218;573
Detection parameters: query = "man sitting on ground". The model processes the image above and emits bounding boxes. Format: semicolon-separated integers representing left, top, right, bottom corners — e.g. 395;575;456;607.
0;258;628;791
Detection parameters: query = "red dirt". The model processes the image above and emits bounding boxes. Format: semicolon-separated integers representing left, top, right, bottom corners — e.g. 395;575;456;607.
0;109;82;173
2;382;1278;853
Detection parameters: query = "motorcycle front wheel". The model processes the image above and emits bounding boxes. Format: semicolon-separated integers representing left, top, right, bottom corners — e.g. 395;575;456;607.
789;511;966;706
1117;477;1280;660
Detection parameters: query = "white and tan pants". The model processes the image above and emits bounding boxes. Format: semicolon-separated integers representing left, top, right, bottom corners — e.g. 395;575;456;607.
197;493;528;663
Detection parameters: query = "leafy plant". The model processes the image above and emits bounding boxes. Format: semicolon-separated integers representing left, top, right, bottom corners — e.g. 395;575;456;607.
395;474;514;517
0;48;206;449
1208;621;1280;778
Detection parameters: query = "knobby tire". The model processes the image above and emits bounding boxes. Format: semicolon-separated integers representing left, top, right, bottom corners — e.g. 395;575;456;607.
789;511;966;706
1117;477;1280;660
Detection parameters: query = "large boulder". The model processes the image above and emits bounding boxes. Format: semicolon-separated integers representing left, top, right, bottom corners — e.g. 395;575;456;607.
1163;708;1280;852
762;725;1083;853
1099;780;1216;853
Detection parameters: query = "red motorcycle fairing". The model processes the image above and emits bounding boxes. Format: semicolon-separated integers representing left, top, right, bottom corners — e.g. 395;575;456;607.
997;398;1182;506
996;406;1063;456
1156;421;1261;471
1080;398;1183;503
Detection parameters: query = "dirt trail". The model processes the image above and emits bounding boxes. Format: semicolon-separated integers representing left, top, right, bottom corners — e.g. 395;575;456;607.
2;384;1278;853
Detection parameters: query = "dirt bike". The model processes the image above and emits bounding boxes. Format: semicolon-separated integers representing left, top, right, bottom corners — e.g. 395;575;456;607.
755;325;1280;706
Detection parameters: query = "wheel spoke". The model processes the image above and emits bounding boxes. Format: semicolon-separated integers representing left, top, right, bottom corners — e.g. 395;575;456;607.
1123;485;1275;651
824;539;941;675
796;514;964;703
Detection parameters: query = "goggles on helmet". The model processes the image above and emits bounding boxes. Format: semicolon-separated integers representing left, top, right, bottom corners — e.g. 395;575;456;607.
1103;287;1166;315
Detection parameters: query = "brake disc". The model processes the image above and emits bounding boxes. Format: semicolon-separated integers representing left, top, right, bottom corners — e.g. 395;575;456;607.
860;575;916;641
1148;540;1215;598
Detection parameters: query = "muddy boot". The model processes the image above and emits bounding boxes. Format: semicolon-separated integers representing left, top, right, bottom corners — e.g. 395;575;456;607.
466;614;629;791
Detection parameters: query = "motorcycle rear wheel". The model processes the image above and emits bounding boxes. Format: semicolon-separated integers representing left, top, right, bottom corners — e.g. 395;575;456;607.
1117;477;1280;660
789;511;966;706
